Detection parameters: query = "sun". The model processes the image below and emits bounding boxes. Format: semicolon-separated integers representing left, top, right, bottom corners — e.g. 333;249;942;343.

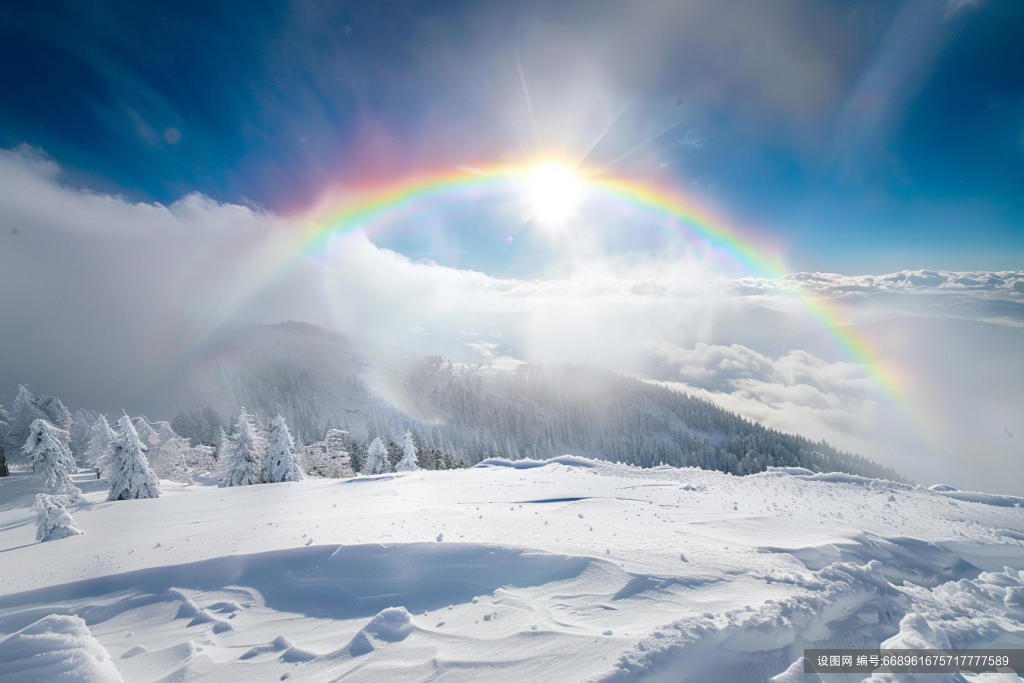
527;162;582;223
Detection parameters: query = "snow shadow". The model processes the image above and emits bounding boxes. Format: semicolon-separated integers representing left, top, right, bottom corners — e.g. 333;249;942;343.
0;543;591;624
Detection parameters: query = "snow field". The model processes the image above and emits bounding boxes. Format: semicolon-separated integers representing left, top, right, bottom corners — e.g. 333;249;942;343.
0;459;1022;682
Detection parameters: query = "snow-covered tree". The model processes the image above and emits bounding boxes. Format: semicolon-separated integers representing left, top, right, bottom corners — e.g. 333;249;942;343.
0;404;10;477
22;419;80;498
396;430;420;472
362;437;391;475
148;435;195;483
83;415;116;470
259;415;303;483
6;386;48;457
107;415;160;501
34;394;72;434
33;493;84;541
215;425;229;459
131;417;162;451
218;408;265;487
69;409;101;462
302;429;354;478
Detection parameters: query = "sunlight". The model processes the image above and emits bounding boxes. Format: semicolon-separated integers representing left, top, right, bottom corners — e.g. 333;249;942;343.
527;162;582;223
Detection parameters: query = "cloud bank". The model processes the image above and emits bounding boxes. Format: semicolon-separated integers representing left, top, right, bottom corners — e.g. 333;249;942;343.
2;146;1022;493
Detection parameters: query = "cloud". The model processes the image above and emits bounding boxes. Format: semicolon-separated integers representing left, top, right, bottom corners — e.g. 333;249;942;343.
0;146;309;409
637;340;885;446
3;147;1023;493
681;129;705;149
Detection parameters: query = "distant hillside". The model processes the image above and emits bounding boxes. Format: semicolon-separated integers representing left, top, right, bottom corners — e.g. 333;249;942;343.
163;322;904;481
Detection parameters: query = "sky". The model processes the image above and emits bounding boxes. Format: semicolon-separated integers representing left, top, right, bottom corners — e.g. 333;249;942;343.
0;0;1023;492
2;0;1023;273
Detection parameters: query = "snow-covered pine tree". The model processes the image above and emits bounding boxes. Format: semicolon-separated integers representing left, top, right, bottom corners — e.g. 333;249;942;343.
69;409;100;462
218;408;265;487
396;430;420;472
33;493;84;541
148;435;195;483
83;415;116;470
107;415;160;501
131;416;164;451
362;437;391;475
259;415;303;483
7;386;49;458
0;404;10;477
22;419;81;498
215;426;229;460
34;394;73;438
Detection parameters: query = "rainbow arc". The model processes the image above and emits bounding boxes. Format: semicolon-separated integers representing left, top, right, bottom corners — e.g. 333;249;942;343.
305;165;906;402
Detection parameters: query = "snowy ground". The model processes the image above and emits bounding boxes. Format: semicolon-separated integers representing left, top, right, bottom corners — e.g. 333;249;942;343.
1;459;1023;683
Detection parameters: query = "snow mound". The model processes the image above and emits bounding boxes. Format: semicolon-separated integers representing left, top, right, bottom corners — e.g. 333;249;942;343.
596;560;906;681
936;490;1024;508
0;614;124;683
763;533;984;587
799;472;911;489
475;455;597;469
882;613;951;649
342;607;416;657
764;466;815;476
240;635;293;660
361;606;415;642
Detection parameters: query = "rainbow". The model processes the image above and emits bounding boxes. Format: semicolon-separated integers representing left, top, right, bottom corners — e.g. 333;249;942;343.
305;165;906;401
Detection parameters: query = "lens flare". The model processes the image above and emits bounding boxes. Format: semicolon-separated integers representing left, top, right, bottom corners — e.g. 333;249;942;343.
528;162;581;222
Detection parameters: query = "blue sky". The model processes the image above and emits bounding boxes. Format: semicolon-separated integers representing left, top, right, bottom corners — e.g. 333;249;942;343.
1;0;1023;274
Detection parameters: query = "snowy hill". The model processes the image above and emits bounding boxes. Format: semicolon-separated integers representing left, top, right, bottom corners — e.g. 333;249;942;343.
150;322;900;481
1;460;1022;682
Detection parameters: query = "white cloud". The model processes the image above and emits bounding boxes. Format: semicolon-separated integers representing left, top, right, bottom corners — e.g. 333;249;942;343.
2;147;1022;493
637;340;886;450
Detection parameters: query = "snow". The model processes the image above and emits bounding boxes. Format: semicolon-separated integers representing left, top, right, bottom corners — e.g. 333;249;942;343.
0;458;1022;682
0;614;123;683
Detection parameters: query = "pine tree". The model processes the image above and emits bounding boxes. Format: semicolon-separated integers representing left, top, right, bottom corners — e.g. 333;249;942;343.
362;437;391;475
0;404;10;477
22;419;80;498
218;408;264;487
83;415;116;470
396;430;420;472
215;426;229;460
259;415;304;483
107;415;160;501
148;435;195;483
34;394;72;435
69;409;100;462
132;417;162;451
7;386;48;458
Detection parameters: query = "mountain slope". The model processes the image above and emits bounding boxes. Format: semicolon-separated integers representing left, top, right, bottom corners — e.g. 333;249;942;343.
154;322;901;481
